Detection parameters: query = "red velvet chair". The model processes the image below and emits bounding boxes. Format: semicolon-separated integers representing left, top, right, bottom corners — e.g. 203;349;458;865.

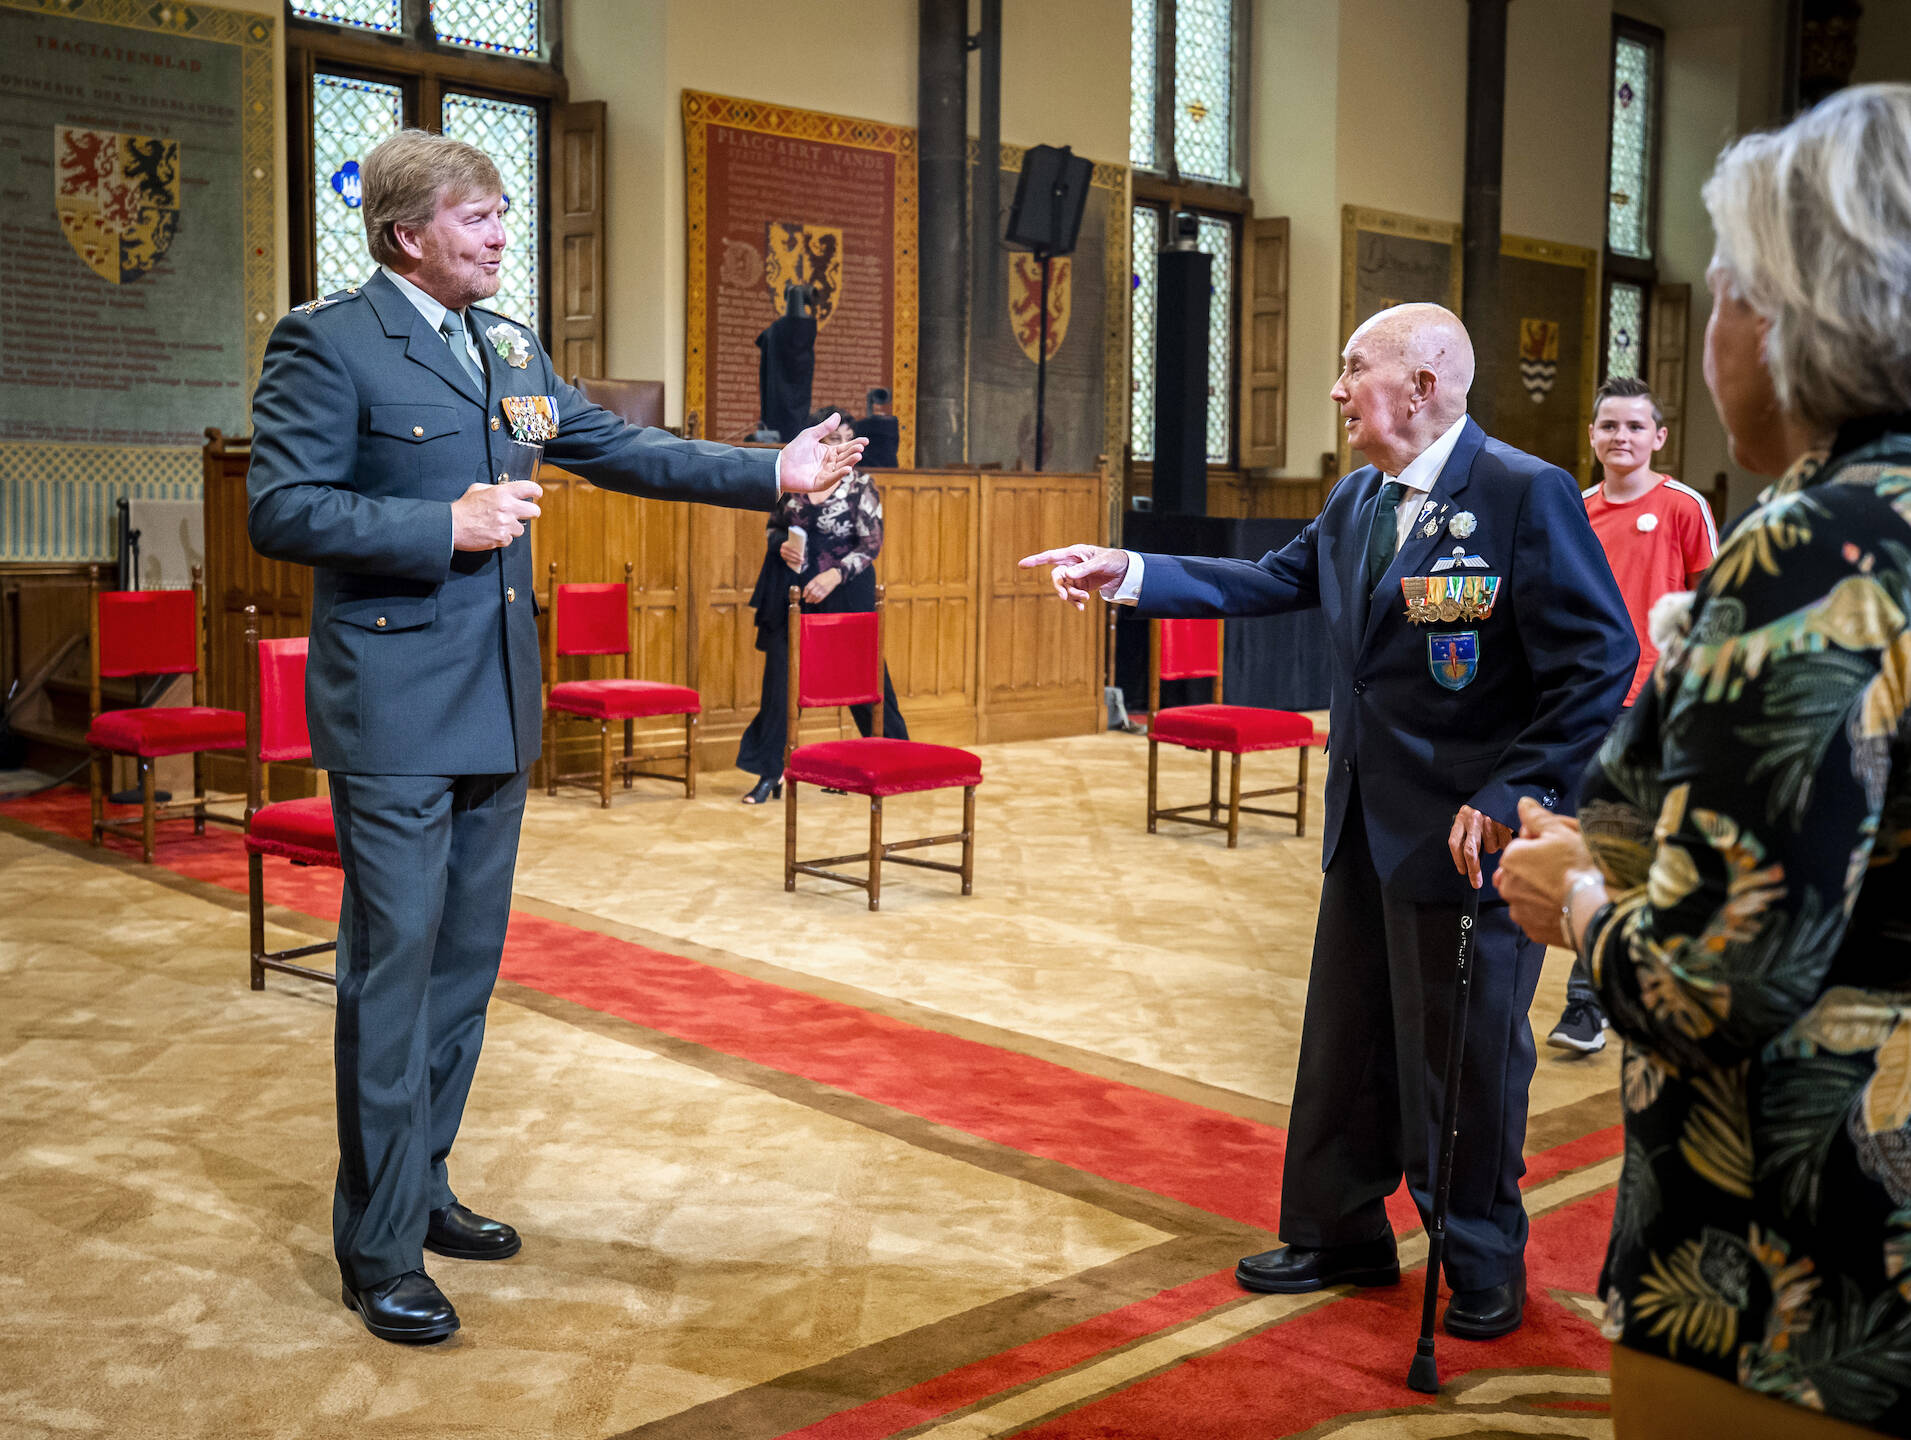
1147;618;1318;848
543;561;701;805
783;585;981;910
86;564;246;862
242;607;338;989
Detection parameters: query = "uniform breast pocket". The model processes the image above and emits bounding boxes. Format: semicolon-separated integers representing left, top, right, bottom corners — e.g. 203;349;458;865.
366;405;469;495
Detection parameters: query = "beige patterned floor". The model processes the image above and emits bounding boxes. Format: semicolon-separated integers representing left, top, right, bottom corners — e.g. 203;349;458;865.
0;729;1619;1439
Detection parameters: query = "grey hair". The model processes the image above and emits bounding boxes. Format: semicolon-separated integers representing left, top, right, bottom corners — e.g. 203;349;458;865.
1703;82;1911;434
360;129;501;268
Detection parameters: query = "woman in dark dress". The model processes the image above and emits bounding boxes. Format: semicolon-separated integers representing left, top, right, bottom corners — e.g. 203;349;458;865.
736;412;907;804
1497;84;1911;1439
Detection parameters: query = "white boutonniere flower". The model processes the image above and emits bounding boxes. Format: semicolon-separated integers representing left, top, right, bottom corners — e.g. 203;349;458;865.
1647;589;1696;650
484;322;532;370
1448;511;1477;539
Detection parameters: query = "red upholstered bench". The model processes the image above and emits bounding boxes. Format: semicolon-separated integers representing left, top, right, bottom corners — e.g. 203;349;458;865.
1147;618;1319;848
782;590;980;910
543;563;700;806
241;611;339;990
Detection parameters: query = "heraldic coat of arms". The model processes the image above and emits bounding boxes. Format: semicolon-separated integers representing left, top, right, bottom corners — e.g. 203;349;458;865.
763;221;844;326
56;126;181;285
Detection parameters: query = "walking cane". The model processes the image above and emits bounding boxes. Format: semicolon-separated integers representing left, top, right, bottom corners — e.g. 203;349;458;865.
1406;887;1480;1395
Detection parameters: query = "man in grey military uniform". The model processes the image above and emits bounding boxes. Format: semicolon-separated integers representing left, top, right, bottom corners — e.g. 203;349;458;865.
247;130;864;1344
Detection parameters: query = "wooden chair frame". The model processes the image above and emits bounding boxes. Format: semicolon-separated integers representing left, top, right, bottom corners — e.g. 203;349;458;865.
783;586;975;911
242;606;337;990
542;561;698;806
1147;618;1309;849
87;563;244;862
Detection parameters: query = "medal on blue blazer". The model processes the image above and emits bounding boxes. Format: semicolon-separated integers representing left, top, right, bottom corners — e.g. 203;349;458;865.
1428;631;1479;690
1401;574;1500;624
500;394;559;442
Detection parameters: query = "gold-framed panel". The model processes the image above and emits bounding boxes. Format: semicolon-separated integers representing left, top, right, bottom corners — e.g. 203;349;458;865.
1500;233;1600;482
681;89;918;465
1337;205;1464;476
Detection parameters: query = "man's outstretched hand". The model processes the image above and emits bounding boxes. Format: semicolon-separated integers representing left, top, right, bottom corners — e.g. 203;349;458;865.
778;412;867;493
1019;544;1130;609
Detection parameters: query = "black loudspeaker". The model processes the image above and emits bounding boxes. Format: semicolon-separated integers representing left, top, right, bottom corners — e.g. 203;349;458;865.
1153;246;1212;515
1004;144;1093;255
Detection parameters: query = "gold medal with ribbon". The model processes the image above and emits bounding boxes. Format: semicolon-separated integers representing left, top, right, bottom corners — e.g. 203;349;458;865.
500;394;559;443
1401;574;1500;625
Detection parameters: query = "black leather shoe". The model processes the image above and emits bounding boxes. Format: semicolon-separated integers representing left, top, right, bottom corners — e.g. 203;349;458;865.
1235;1238;1400;1294
740;777;783;805
341;1270;459;1344
424;1203;521;1261
1444;1269;1526;1339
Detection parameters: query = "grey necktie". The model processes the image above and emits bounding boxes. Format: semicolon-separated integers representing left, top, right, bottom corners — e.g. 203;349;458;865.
439;310;484;390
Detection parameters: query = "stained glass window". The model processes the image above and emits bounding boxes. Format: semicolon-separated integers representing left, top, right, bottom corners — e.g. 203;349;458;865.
1130;0;1157;169
311;74;403;299
1607;35;1654;259
1130;206;1161;460
1607;281;1645;380
292;1;400;34
1174;0;1235;184
441;92;540;330
1195;215;1232;462
433;0;540;57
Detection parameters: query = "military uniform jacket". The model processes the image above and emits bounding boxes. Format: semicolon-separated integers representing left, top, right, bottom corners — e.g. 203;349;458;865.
247;270;778;776
1134;418;1637;901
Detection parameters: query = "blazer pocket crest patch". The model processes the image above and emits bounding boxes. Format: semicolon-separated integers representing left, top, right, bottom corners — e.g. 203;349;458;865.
500;394;559;442
1428;631;1479;690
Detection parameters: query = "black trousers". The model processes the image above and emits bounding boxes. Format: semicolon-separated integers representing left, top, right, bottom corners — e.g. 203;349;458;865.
1278;782;1543;1289
327;769;528;1291
735;636;907;781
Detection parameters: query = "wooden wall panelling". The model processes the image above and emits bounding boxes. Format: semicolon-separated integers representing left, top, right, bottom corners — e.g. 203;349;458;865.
978;471;1105;743
876;471;978;746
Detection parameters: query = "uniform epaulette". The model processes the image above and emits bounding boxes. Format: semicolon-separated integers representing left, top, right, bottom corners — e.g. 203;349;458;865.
290;285;365;317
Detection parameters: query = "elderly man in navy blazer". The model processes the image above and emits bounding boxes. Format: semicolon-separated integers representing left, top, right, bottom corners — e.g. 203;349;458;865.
248;130;864;1344
1024;304;1634;1340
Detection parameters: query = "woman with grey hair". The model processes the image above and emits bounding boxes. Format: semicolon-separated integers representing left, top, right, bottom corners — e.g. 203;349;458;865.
1497;83;1911;1437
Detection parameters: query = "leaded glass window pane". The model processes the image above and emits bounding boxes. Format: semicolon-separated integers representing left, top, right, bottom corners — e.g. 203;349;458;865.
1195;214;1232;461
1174;0;1234;185
1130;206;1160;460
1607;281;1645;380
1607;35;1654;259
440;93;540;331
311;73;402;299
1130;0;1158;170
433;0;540;58
293;1;400;34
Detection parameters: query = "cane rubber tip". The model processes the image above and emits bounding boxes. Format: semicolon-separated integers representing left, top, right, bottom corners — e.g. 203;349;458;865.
1407;1352;1440;1394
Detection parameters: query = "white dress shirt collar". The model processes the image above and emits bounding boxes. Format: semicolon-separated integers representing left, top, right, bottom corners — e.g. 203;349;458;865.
380;265;450;331
1386;411;1471;554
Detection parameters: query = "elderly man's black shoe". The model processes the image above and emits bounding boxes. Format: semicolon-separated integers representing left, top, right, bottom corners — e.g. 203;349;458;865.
1235;1239;1400;1294
1443;1271;1525;1339
425;1202;521;1260
342;1270;459;1344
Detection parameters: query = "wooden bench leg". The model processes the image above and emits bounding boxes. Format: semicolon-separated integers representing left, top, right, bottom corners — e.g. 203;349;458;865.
599;721;612;808
1227;752;1243;849
140;758;156;863
624;718;634;789
1296;746;1310;837
544;710;557;796
89;750;105;847
1146;738;1159;834
1208;750;1221;824
684;713;698;798
867;796;883;912
784;780;798;891
961;786;975;895
248;851;267;991
193;751;206;835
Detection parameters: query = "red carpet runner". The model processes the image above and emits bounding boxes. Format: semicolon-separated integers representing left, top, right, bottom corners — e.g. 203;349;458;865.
5;788;1621;1437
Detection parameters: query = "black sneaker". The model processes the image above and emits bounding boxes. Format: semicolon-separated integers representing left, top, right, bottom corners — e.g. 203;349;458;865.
1548;1000;1608;1054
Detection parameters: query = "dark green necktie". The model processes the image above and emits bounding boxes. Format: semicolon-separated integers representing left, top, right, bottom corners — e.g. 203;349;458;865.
1365;480;1407;591
439;310;484;390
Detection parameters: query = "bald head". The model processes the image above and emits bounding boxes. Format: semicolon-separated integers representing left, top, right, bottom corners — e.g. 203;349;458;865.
1333;304;1475;473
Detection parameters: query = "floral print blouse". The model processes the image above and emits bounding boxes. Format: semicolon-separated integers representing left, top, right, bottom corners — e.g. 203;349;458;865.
771;472;883;581
1581;421;1911;1433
